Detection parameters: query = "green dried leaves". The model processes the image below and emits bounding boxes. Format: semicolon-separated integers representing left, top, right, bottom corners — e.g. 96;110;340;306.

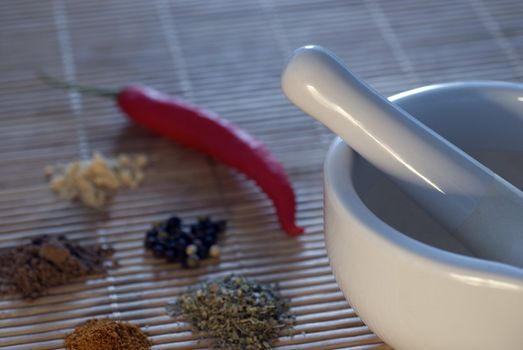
166;275;295;349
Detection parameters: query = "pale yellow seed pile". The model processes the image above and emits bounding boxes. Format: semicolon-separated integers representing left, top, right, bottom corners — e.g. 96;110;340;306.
46;152;148;209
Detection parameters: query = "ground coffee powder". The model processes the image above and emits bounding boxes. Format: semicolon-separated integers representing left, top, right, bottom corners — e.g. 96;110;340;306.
65;319;150;350
0;235;114;298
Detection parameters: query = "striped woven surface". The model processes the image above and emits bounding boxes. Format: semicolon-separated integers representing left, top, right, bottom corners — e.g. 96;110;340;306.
1;0;522;349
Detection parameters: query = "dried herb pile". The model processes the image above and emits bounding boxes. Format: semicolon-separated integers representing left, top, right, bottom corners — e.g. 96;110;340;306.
0;235;114;299
65;319;150;350
166;274;294;350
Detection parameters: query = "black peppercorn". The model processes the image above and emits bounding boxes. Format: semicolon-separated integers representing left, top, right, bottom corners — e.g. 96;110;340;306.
202;234;217;248
153;243;165;258
164;216;182;234
165;248;179;262
214;220;227;234
144;215;226;268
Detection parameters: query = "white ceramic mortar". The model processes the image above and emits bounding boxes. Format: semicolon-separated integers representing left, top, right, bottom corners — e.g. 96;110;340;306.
323;81;523;349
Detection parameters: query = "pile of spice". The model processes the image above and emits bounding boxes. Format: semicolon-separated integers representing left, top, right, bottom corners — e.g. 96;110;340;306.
46;151;148;209
144;216;225;268
0;235;114;299
65;318;150;350
166;274;295;349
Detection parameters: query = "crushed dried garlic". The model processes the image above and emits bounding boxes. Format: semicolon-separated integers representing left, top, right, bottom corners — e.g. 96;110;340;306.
47;152;148;209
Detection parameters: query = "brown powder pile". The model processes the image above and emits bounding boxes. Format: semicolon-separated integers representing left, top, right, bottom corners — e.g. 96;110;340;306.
65;319;150;350
46;152;148;209
0;235;114;299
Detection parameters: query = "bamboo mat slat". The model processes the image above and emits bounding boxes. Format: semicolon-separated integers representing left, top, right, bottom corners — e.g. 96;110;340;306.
1;0;522;349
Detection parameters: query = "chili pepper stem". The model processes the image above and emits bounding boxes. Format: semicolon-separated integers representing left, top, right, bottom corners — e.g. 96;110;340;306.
38;73;119;99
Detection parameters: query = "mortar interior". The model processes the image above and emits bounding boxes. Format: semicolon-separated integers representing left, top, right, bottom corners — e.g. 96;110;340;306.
351;84;523;260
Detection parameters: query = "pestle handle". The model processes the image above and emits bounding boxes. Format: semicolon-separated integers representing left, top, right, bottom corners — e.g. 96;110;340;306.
281;45;496;231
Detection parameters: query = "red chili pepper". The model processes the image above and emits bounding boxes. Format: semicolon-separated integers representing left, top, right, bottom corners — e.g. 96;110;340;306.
41;76;304;236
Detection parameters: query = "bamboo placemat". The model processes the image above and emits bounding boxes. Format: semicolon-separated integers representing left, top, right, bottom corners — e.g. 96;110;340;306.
1;0;522;349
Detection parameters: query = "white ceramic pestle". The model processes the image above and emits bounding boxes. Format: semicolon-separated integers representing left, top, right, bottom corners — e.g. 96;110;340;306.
282;45;523;268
